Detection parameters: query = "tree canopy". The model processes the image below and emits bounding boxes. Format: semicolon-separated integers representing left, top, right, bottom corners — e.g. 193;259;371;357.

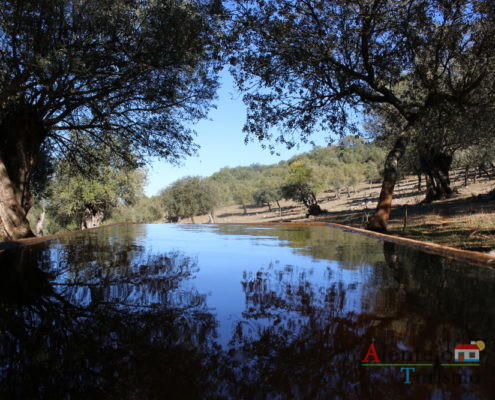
229;0;495;231
0;0;223;239
160;176;218;222
46;138;146;231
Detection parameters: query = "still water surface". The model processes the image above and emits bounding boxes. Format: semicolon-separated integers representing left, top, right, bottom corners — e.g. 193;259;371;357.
0;224;494;399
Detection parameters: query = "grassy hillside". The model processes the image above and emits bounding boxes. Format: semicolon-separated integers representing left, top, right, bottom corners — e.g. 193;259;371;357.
190;168;495;252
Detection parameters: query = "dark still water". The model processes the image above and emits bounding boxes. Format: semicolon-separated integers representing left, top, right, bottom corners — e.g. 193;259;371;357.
0;224;494;399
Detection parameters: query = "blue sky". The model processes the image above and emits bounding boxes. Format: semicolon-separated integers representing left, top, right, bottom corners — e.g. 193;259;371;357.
145;70;331;196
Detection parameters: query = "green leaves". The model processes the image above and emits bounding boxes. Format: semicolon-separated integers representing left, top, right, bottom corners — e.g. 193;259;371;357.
160;176;218;221
0;0;223;164
230;0;495;147
45;135;146;230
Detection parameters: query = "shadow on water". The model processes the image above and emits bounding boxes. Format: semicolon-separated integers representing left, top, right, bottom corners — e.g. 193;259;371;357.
0;224;494;399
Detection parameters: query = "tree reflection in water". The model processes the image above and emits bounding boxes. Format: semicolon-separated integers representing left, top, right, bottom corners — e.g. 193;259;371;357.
0;240;220;399
1;224;494;399
224;240;495;399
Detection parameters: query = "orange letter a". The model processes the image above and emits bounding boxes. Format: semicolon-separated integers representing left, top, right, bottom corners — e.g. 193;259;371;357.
362;343;381;363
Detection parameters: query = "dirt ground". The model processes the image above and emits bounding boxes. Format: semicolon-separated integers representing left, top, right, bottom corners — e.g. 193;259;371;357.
186;168;495;252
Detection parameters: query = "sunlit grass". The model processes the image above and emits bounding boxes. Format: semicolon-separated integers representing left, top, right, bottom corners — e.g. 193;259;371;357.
387;210;495;251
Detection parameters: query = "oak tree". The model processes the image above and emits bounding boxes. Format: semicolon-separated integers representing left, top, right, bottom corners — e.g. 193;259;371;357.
0;0;223;240
46;136;146;231
230;0;495;231
161;176;218;223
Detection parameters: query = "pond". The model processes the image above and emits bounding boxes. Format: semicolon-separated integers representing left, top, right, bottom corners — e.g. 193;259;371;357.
0;223;494;399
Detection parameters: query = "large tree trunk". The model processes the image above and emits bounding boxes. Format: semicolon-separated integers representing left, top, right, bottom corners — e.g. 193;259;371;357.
366;129;411;233
0;105;46;240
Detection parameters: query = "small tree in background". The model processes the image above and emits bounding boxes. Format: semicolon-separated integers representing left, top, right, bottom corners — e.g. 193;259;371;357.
231;184;252;215
252;186;283;214
161;176;218;223
108;195;163;225
281;161;325;216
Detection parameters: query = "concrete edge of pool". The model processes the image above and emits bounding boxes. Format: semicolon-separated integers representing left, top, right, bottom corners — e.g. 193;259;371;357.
326;222;495;269
1;221;494;268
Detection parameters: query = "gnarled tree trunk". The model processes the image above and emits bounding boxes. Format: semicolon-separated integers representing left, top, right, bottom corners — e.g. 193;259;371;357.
366;128;412;233
0;105;46;240
81;207;104;230
420;151;453;203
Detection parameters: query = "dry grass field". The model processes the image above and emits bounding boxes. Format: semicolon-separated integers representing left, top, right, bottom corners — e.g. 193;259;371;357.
185;168;495;252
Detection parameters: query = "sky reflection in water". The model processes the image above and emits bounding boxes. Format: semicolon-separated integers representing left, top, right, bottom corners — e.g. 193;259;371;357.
0;223;494;399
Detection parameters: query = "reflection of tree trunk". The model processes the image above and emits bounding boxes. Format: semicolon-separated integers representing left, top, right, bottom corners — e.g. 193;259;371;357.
383;241;398;269
81;207;104;230
367;129;411;233
0;106;46;240
0;248;53;304
382;241;405;288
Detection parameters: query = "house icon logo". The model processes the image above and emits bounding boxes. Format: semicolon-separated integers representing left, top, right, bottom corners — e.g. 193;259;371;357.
454;341;485;362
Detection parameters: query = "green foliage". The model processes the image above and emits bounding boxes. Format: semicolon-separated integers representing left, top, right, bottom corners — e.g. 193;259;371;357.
231;184;253;210
290;139;385;194
25;137;388;232
280;182;316;208
230;0;495;148
453;136;495;172
199;140;385;211
160;176;218;221
0;0;225;240
280;161;321;208
108;195;163;224
0;0;224;165
43;137;147;231
367;87;495;193
252;187;282;210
